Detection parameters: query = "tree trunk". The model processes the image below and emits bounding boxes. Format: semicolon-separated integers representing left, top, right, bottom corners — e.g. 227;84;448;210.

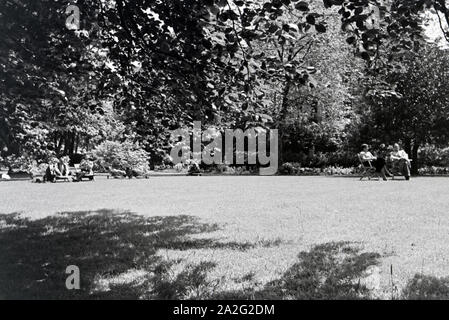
69;131;76;155
63;132;71;155
0;122;10;153
411;143;419;175
278;79;292;166
404;138;411;158
56;135;64;155
74;134;79;154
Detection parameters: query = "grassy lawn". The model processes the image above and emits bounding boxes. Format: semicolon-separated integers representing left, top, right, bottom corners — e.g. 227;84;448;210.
1;176;449;299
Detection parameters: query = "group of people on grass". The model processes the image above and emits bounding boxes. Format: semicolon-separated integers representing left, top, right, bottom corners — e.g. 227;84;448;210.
360;143;411;181
44;157;94;183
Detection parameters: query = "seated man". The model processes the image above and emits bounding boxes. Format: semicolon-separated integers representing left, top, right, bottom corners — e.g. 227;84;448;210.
390;143;411;180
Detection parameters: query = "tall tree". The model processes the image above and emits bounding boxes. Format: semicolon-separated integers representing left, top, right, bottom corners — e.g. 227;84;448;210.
362;44;449;172
0;0;113;160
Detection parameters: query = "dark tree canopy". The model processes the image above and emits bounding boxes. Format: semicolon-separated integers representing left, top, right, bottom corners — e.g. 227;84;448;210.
1;0;448;171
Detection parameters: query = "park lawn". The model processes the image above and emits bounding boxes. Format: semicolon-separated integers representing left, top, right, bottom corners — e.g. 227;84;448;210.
1;176;449;299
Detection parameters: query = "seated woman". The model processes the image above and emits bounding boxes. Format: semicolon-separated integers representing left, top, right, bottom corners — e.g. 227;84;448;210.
360;144;375;164
360;144;388;181
376;144;393;177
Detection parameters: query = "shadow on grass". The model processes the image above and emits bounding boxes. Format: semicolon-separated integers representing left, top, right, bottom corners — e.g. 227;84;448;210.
402;274;449;300
0;212;383;300
0;210;256;300
213;242;381;300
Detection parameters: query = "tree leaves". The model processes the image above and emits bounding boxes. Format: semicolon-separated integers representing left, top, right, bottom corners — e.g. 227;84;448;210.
315;23;327;33
2;0;447;166
295;1;310;12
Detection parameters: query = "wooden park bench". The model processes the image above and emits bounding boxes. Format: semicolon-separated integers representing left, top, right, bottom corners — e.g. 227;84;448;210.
31;172;71;183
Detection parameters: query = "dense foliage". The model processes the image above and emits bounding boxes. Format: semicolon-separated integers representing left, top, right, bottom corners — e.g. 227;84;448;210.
91;140;150;173
1;0;449;172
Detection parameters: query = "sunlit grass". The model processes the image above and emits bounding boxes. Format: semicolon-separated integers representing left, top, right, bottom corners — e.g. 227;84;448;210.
1;176;449;299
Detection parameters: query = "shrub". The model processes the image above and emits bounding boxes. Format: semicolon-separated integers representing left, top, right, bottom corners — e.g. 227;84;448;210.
419;146;449;167
279;162;300;175
2;155;34;173
323;166;356;176
418;166;449;176
92;140;150;174
280;163;359;176
279;163;323;175
403;275;449;300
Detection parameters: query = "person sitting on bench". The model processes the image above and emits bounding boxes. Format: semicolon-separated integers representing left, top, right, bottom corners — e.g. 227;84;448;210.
44;158;61;183
75;159;94;181
58;156;71;178
390;143;411;180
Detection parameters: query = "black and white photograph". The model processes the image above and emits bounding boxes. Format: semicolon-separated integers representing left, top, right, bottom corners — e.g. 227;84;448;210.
1;0;449;306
